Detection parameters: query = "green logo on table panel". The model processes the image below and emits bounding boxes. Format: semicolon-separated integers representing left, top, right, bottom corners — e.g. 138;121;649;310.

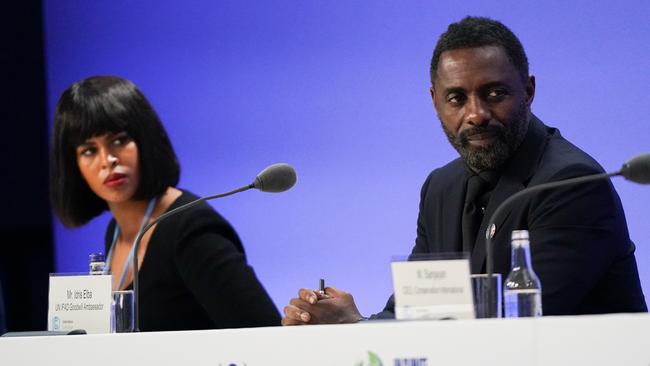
354;351;383;366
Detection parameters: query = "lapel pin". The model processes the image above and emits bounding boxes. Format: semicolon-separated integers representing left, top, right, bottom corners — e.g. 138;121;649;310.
486;223;496;239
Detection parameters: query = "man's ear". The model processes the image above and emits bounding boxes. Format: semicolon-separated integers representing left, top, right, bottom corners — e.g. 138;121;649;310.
430;86;440;113
525;75;536;106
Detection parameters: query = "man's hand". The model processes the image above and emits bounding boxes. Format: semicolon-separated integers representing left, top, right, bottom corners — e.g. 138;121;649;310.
282;286;363;325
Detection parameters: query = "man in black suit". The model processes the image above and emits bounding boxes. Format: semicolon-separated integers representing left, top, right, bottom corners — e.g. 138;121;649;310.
282;16;647;325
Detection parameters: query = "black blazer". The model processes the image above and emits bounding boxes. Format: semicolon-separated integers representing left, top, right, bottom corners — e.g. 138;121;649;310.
377;116;646;317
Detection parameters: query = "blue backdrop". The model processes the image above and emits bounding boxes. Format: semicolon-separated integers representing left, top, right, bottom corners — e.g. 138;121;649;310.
45;1;649;316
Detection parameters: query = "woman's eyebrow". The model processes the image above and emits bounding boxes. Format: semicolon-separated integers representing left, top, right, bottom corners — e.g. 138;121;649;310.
77;138;99;148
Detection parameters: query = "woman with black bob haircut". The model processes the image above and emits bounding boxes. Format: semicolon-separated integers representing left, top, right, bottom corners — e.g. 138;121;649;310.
51;76;280;331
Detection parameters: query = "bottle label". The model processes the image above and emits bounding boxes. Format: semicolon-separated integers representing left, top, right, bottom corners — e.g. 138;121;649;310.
89;261;106;275
504;289;542;318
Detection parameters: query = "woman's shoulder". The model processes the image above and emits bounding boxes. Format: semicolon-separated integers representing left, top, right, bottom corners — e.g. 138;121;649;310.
161;188;243;249
171;189;200;206
169;189;223;221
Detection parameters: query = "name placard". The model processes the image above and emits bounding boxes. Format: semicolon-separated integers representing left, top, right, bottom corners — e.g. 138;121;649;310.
391;258;474;320
47;274;112;334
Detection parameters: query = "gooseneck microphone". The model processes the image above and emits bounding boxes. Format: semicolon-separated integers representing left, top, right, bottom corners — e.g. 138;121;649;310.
131;163;297;331
484;153;650;317
620;154;650;184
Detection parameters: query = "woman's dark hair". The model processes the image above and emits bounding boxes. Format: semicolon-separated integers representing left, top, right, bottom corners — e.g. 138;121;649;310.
51;76;180;227
430;16;529;85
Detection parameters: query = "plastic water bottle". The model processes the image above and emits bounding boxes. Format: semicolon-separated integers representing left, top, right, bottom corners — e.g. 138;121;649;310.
504;230;542;317
89;252;106;275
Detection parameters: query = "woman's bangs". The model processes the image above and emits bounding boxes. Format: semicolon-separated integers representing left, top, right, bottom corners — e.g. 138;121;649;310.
65;109;131;148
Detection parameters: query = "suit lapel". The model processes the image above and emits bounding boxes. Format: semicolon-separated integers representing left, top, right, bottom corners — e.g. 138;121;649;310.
470;115;549;273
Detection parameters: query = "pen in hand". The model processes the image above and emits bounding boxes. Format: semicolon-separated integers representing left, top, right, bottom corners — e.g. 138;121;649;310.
308;278;328;305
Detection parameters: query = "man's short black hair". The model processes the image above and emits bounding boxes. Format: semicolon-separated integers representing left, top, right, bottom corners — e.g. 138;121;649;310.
50;76;180;227
430;16;529;85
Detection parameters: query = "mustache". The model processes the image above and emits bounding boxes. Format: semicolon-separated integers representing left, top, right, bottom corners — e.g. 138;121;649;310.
458;123;505;142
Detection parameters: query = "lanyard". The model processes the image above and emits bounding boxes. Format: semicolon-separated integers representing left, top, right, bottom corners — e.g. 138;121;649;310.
105;198;157;290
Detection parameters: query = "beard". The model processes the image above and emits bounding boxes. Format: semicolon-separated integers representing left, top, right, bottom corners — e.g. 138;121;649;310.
441;103;530;171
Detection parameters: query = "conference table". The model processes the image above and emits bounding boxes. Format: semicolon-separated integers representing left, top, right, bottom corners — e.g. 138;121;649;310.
1;313;648;365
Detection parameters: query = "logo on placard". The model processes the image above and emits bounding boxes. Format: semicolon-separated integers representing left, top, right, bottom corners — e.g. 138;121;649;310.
354;351;383;366
52;316;61;330
394;358;428;366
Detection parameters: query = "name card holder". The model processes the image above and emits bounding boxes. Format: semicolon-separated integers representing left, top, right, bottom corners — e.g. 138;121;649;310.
47;273;112;334
391;253;474;320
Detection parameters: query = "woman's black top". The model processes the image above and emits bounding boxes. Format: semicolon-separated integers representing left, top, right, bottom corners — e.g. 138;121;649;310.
104;190;280;331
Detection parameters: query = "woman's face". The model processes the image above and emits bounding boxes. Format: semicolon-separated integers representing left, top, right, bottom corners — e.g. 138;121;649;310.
76;132;141;204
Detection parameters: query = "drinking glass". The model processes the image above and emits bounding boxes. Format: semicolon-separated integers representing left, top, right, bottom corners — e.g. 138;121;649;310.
471;273;503;318
111;290;134;333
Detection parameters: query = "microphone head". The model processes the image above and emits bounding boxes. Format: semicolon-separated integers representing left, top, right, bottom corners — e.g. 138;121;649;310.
252;163;297;192
620;153;650;184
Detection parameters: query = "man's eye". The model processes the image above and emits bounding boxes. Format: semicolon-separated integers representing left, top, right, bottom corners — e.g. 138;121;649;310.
487;89;507;99
447;94;465;104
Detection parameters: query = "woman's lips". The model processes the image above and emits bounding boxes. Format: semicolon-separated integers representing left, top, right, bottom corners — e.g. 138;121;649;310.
104;173;127;187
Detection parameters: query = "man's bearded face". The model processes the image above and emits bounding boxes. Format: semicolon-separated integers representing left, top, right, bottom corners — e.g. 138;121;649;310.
440;99;528;171
431;46;534;171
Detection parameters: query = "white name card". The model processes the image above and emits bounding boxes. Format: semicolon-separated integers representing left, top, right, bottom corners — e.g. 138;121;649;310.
391;258;474;320
47;274;113;334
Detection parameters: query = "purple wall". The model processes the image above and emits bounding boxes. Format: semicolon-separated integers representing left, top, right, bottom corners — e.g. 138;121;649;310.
45;1;650;316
